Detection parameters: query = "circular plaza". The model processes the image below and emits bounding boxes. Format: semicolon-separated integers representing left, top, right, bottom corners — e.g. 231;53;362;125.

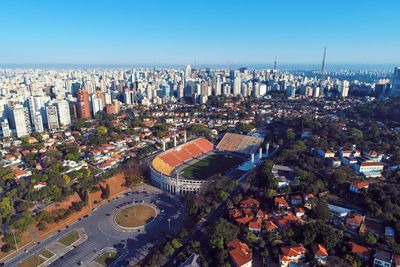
114;204;158;230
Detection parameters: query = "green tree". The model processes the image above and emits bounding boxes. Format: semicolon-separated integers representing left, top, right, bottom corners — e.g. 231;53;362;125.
362;232;377;245
96;126;107;135
171;238;182;249
0;197;13;220
102;184;110;199
311;201;330;221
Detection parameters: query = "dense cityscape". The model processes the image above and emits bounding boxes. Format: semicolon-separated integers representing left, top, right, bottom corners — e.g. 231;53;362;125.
0;63;398;267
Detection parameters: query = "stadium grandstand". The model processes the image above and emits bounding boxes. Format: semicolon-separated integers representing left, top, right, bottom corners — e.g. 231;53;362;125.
149;133;264;195
152;137;213;176
149;137;217;194
216;133;264;156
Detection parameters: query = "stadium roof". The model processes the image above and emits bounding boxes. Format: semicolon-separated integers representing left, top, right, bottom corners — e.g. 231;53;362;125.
216;133;263;156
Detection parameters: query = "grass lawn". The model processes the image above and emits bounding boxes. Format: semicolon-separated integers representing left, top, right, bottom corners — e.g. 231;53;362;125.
17;255;46;267
95;251;119;266
38;249;54;259
58;231;80;247
181;153;243;180
115;204;156;228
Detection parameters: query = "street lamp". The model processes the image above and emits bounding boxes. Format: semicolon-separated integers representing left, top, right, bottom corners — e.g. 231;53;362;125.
12;229;19;251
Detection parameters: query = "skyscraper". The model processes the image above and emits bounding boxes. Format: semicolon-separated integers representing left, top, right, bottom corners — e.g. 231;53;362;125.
77;89;91;119
56;99;71;127
233;76;241;96
92;96;102;115
184;65;192;78
10;105;31;138
390;67;400;97
338;80;349;97
32;112;44;133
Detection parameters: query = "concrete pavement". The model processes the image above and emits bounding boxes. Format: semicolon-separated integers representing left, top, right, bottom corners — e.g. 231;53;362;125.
4;185;186;267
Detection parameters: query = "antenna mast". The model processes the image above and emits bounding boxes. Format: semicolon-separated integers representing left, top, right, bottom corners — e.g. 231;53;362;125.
321;47;326;81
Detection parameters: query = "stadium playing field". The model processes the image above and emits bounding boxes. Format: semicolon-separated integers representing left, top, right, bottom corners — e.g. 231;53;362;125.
181;153;243;180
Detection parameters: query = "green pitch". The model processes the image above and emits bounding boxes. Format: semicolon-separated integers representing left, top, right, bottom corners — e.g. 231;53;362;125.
181;153;243;180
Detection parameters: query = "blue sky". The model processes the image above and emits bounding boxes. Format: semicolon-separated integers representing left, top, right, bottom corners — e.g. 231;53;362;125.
0;0;398;65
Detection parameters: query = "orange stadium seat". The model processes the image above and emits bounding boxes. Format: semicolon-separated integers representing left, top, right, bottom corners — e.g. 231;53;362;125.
184;143;203;157
159;152;182;169
196;138;213;153
174;147;193;162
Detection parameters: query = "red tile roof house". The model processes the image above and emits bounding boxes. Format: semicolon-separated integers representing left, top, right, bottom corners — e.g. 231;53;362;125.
229;208;242;219
345;214;365;232
14;168;31;182
239;197;260;210
248;217;262;233
312;243;329;265
264;220;278;232
349;182;369;193
227;240;253;267
235;215;254;226
274;196;289;210
349;242;371;262
279;245;307;267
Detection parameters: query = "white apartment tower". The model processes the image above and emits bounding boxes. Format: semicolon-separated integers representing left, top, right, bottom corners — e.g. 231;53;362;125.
56;99;71;127
10;105;31;138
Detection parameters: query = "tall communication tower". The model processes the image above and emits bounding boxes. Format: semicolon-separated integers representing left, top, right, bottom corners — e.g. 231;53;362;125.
273;56;277;71
321;47;327;81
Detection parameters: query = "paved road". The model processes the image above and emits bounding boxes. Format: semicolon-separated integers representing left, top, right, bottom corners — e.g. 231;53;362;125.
164;170;250;267
4;189;186;267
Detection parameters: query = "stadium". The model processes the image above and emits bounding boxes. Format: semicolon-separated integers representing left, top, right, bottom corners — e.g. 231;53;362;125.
149;132;264;195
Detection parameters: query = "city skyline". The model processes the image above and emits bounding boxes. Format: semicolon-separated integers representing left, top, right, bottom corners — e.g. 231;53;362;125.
1;0;399;65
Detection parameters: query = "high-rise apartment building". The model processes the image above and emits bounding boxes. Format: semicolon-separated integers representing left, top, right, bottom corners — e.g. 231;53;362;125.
77;89;91;119
10;105;31;138
56;99;71;127
1;119;11;138
46;105;59;130
338;80;349;97
390;67;400;97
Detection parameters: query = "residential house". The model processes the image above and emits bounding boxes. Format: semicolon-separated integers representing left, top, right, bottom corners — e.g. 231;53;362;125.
248;217;262;233
279;245;307;267
373;249;392;267
312;243;328;266
317;149;335;158
349;182;369;193
227;240;252;267
290;195;302;206
274;196;289;210
264;220;278;232
349;242;371;262
240;198;260;210
346;214;365;231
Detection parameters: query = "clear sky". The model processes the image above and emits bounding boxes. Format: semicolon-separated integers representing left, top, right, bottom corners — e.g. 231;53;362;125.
0;0;399;66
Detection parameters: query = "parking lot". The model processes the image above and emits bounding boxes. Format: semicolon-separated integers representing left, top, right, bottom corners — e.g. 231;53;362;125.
4;186;186;267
